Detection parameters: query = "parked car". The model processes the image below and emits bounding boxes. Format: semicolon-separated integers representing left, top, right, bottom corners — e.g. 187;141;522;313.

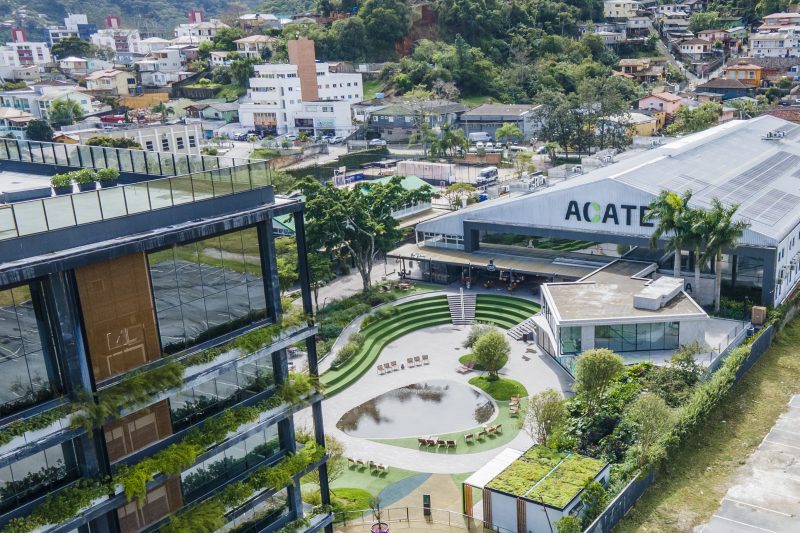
285;134;298;141
369;138;387;146
330;136;345;144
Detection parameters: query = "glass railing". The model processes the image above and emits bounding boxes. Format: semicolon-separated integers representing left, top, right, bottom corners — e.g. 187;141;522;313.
0;152;271;241
0;138;256;175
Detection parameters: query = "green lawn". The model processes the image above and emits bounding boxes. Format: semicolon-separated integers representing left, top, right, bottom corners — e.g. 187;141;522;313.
469;376;527;401
250;148;281;159
330;487;371;512
371;399;526;454
458;353;485;371
363;79;386;100
615;319;800;532
333;464;421;496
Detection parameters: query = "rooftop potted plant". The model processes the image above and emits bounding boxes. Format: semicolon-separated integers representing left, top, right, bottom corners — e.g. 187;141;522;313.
51;173;72;195
96;167;120;188
72;169;97;192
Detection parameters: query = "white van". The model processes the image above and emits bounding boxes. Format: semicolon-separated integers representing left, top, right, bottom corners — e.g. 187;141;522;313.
476;166;498;185
469;132;491;143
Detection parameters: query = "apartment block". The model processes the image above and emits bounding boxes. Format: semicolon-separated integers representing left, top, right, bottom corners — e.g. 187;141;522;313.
0;142;332;533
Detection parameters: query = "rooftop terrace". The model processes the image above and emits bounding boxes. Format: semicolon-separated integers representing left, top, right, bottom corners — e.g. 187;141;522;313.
486;446;606;508
0;139;273;241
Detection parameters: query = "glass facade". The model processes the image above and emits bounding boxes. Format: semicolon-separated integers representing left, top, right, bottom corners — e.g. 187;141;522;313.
559;326;582;355
224;489;289;533
594;322;680;353
169;360;274;431
180;424;280;503
148;228;268;354
0;439;79;513
0;284;61;416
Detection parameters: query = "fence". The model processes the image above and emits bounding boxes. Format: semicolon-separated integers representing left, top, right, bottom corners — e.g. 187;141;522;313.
334;507;514;533
582;323;777;532
584;471;655;533
704;321;752;375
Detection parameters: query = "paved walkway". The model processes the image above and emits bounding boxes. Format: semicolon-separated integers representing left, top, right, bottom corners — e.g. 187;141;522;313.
297;323;573;474
699;395;800;533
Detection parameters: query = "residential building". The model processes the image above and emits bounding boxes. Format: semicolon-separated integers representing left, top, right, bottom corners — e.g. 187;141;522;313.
750;28;800;58
138;37;172;55
0;83;94;121
464;447;610;533
604;0;641;18
201;102;240;123
0;40;52;70
235;35;277;60
653;4;688;16
616;57;667;83
724;61;764;87
135;47;188;87
210;51;233;67
626;16;651;37
697;28;729;43
70;123;204;154
239;38;361;135
292;99;354;138
603;111;658;136
238;13;283;30
47;14;97;46
459;103;541;141
695;78;752;99
0;106;33;139
761;12;800;27
0;141;332;533
597;31;626;44
84;69;136;95
367;100;466;142
58;56;113;76
743;56;800;81
352;99;387;123
661;17;691;35
174;18;230;44
91;28;141;55
638;92;683;116
680;0;708;13
678;38;712;56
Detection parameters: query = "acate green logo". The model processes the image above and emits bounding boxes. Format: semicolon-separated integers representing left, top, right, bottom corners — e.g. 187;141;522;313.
565;201;655;227
587;201;602;223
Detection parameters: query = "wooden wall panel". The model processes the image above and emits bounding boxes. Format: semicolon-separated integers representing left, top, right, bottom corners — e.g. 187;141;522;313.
103;400;173;463
116;478;183;532
75;252;161;381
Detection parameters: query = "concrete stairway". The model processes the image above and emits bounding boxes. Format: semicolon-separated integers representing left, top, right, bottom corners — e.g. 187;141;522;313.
448;293;476;325
507;317;537;341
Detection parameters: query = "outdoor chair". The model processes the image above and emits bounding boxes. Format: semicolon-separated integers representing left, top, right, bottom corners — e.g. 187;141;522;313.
464;433;474;443
436;439;447;449
414;356;422;366
446;440;457;448
407;357;415;367
391;361;399;371
369;461;378;471
426;438;437;447
356;459;366;469
348;458;357;468
422;354;429;364
495;424;503;433
486;426;496;436
377;364;384;375
477;430;487;440
379;464;389;472
417;438;428;447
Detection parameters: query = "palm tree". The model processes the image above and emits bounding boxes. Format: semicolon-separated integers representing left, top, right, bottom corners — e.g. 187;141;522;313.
699;198;750;312
645;190;694;276
151;102;174;123
688;208;709;302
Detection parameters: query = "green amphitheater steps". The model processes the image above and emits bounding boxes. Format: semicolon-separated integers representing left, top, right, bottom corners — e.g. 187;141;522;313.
474;294;540;329
321;296;451;396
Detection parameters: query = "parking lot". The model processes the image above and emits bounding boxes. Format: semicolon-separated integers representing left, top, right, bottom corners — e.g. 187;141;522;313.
700;395;800;532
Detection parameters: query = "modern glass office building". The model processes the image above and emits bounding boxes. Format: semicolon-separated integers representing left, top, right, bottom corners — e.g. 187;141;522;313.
0;141;331;533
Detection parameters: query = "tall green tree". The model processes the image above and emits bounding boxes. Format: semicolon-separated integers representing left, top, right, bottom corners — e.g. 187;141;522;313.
49;99;84;127
51;36;92;59
574;349;624;414
359;0;411;52
578;76;637;150
25;119;54;142
666;103;723;135
299;176;433;292
645;190;694;276
230;57;257;88
211;27;246;51
473;329;510;379
580;481;609;528
624;392;673;468
536;91;590;159
524;388;566;445
699;199;750;312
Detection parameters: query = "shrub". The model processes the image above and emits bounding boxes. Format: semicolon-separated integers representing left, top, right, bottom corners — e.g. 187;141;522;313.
71;168;97;184
96;167;120;182
51;173;72;187
462;323;494;349
556;516;582;533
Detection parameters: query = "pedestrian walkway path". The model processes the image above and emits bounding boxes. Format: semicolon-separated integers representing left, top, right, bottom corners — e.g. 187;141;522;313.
699;395;800;533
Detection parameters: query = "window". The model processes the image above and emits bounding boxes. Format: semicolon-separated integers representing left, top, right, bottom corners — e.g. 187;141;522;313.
559;326;582;354
145;141;154;151
188;135;196;148
180;424;279;502
161;138;169;151
0;284;61;416
594;322;680;353
176;137;184;150
0;439;80;513
147;228;268;354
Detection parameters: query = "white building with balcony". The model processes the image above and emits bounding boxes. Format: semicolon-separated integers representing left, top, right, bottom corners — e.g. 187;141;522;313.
173;19;229;44
751;28;800;57
0;84;93;121
91;28;141;55
239;62;361;135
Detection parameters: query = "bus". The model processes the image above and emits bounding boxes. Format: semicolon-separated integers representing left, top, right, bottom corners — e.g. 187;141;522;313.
476;166;498;185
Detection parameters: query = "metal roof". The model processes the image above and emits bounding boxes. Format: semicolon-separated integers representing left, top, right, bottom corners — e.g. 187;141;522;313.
416;116;800;247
